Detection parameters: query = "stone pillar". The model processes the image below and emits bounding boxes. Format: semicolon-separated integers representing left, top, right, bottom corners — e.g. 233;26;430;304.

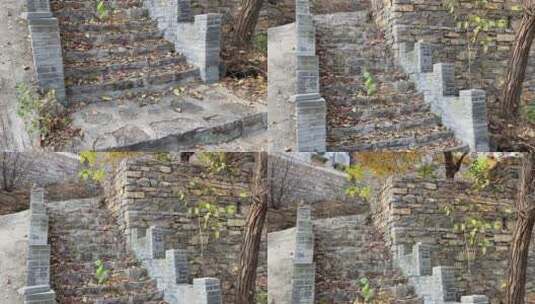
295;14;315;55
26;245;51;287
433;63;457;97
23;288;56;304
461;295;490;304
432;266;457;302
414;42;433;73
26;16;67;105
291;206;315;304
457;89;490;151
413;242;432;276
291;264;315;304
194;14;222;83
166;249;190;284
194;278;222;304
148;226;166;259
176;0;193;22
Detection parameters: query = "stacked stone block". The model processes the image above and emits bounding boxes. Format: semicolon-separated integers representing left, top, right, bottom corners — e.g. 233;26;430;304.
21;187;56;304
130;225;223;304
268;206;316;304
143;0;222;83
23;0;67;104
398;42;490;151
293;0;326;152
394;242;488;304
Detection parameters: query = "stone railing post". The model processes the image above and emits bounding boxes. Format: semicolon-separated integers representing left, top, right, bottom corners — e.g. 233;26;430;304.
457;90;490;151
291;206;315;304
148;226;166;259
461;295;490;304
433;63;457;97
24;0;67;105
22;187;56;304
193;14;222;83
414;42;433;73
432;266;458;302
194;278;222;304
413;242;432;276
166;249;190;284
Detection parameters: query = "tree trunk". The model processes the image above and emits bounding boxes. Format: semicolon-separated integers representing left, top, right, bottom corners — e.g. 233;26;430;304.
506;153;535;304
443;151;468;179
236;152;268;304
501;9;535;117
233;0;264;45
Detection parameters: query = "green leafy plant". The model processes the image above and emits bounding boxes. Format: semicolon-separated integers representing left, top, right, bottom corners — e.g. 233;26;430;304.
79;151;106;182
96;0;110;20
255;290;268;304
15;83;65;139
253;33;268;54
466;156;492;190
453;217;501;255
94;259;109;285
417;163;437;179
522;100;535;124
345;164;373;201
442;0;509;85
359;277;375;303
362;69;377;96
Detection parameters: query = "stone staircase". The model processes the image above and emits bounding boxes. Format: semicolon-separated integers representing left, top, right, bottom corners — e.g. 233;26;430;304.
314;11;465;151
47;198;165;304
49;0;267;151
313;214;422;303
51;0;196;104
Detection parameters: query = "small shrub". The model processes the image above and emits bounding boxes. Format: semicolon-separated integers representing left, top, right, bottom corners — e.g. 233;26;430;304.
466;156;491;190
15;83;66;139
417;163;437;179
522;101;535;124
96;0;110;20
94;259;109;285
362;69;377;96
253;33;268;54
255;290;268;304
359;277;375;303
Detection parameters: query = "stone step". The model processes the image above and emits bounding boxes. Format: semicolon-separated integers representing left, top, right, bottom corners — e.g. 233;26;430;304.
63;40;175;64
66;68;200;104
61;29;164;50
57;289;164;304
51;0;143;13
53;7;149;22
328;128;460;151
65;56;190;86
60;19;158;33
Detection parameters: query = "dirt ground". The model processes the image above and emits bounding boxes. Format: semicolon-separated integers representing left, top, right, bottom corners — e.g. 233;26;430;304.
0;0;34;149
0;210;28;304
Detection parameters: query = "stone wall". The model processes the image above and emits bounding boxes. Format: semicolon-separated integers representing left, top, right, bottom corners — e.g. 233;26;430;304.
373;176;535;302
268;153;351;206
370;0;535;105
23;0;66;104
104;156;266;303
19;187;56;304
144;0;222;83
268;0;326;152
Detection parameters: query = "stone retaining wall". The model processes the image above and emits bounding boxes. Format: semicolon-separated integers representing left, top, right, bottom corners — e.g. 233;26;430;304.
143;0;222;83
20;187;56;304
104;156;266;303
268;0;326;152
131;225;222;304
23;0;66;104
268;153;351;206
373;176;535;301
